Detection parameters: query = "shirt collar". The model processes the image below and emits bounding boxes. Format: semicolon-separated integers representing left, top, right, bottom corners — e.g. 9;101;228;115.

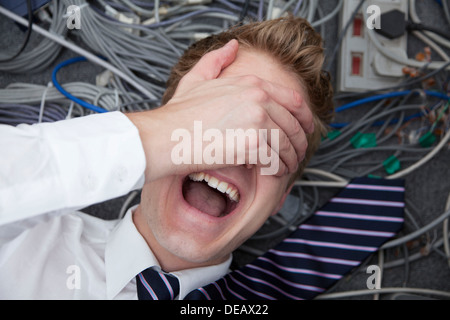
105;205;232;300
173;254;232;299
105;205;157;299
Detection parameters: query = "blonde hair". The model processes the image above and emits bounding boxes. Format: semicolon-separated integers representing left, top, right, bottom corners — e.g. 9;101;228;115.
162;16;334;184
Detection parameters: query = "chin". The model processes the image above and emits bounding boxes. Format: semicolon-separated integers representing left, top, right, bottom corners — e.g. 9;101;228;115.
142;166;287;269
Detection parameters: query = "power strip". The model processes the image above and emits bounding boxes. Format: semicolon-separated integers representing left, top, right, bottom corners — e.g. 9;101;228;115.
337;0;409;93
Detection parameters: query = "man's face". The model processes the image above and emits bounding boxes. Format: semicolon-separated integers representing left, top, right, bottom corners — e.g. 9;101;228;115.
134;48;307;271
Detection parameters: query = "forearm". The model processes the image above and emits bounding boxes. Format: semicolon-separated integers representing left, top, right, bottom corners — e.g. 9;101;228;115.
0;112;145;225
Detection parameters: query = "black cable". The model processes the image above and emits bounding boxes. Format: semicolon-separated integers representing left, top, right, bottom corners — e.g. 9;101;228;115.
0;0;33;63
407;23;450;41
375;9;450;41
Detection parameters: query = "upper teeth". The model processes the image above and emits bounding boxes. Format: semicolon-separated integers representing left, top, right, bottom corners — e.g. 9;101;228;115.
188;172;240;203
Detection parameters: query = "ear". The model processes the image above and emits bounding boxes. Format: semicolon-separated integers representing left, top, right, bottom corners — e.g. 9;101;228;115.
271;183;294;216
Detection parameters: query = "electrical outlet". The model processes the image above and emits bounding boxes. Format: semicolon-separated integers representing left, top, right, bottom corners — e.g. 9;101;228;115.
337;0;409;93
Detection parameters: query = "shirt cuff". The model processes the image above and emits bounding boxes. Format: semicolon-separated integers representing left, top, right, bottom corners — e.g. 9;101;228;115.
0;111;146;225
45;111;146;210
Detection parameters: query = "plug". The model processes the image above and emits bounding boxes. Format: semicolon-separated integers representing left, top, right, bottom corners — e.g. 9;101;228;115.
375;9;450;41
374;9;407;39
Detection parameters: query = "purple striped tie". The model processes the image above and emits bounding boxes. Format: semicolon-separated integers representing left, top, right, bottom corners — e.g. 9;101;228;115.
136;268;180;300
184;177;405;300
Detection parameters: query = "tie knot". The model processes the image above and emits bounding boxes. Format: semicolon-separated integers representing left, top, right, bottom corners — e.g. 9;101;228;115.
136;268;180;300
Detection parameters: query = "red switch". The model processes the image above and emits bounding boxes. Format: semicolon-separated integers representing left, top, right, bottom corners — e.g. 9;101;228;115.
351;53;363;76
353;15;363;37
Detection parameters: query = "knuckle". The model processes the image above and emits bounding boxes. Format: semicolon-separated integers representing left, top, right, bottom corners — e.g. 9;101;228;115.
280;134;291;152
291;119;302;136
242;74;263;86
303;108;314;128
246;87;269;103
251;106;268;124
281;136;291;150
292;90;303;106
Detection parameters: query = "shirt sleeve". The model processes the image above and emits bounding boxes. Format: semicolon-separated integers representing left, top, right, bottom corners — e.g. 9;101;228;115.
0;111;146;225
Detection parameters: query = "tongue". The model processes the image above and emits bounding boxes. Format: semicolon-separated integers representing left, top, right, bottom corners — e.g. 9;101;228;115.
183;181;226;217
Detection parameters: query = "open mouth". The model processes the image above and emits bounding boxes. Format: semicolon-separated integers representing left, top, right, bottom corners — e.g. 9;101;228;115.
182;172;240;218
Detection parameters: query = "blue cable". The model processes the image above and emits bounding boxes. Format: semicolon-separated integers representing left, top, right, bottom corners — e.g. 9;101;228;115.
336;90;449;113
52;56;108;113
331;113;423;129
332;90;449;128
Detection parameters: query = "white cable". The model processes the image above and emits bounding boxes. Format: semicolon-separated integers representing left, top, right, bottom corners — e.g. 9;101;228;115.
295;168;349;187
38;82;52;123
316;287;450;299
66;101;75;119
118;190;139;219
0;5;157;100
410;0;450;50
306;0;317;22
294;180;348;188
387;128;450;179
444;193;450;268
310;0;343;28
411;31;450;62
381;208;450;250
303;168;348;182
297;127;449;186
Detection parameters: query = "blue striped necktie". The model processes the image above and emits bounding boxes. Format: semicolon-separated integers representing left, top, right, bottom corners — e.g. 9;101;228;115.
136;268;180;300
184;177;405;300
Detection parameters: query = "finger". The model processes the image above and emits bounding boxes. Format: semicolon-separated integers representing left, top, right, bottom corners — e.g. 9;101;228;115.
225;122;289;176
248;77;315;135
257;130;288;177
182;39;239;83
264;99;308;165
265;120;301;175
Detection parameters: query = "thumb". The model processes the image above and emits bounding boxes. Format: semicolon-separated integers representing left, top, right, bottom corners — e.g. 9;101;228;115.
183;39;239;83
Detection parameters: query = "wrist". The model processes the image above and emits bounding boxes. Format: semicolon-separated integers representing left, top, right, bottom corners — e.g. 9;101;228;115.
124;109;171;183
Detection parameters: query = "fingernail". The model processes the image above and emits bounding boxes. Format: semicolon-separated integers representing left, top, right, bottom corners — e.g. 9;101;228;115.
224;39;237;50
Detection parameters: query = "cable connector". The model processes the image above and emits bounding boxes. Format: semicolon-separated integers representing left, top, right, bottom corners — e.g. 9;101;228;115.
374;9;407;40
375;9;450;41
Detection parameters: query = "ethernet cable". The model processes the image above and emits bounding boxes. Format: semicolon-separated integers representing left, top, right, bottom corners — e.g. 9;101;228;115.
0;82;144;113
1;0;449;297
410;0;450;50
52;57;108;113
0;0;33;62
0;4;156;100
0;1;67;73
316;287;450;300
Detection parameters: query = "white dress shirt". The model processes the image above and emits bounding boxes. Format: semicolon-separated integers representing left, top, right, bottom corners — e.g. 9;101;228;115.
0;112;231;299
